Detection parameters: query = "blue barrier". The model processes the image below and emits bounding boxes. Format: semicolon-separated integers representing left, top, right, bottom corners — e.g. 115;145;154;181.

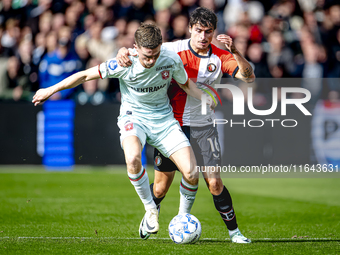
43;100;75;171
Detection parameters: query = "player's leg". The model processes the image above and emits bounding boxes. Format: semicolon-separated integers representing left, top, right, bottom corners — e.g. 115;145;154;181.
151;121;198;215
169;145;199;214
123;136;156;210
118;115;159;237
149;148;178;207
139;168;175;240
122;136;159;235
203;171;250;243
151;170;175;206
165;125;199;214
195;125;251;243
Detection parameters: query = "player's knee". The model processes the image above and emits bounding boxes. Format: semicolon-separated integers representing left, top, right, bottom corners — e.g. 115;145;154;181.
154;184;167;198
207;179;223;195
125;154;141;173
181;166;199;186
183;174;198;186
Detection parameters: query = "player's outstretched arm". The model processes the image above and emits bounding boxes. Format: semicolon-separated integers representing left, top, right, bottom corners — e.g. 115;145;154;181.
177;79;216;110
216;34;255;83
32;66;100;106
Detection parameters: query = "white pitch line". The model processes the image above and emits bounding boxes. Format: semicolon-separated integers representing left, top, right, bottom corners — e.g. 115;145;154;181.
0;237;337;241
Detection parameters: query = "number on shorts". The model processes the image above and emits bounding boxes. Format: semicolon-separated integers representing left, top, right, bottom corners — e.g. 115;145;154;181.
207;137;220;158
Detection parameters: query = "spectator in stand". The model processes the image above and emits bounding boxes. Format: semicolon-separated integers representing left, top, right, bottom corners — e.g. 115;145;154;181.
126;0;154;22
267;30;295;77
260;15;275;39
87;21;117;62
17;39;39;93
155;9;171;41
28;0;52;35
303;11;323;45
45;31;58;54
233;36;248;57
115;18;128;35
0;0;24;27
94;5;115;27
155;9;171;31
247;43;271;78
116;20;139;49
1;19;20;52
299;42;324;103
52;13;66;32
168;14;189;41
64;4;84;50
223;0;264;31
101;0;121;19
115;0;132;19
38;11;52;35
32;32;46;68
0;55;32;101
75;35;90;70
179;0;199;16
38;26;81;100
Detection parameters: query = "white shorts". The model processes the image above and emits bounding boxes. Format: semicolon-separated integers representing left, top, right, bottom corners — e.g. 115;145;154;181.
117;111;190;158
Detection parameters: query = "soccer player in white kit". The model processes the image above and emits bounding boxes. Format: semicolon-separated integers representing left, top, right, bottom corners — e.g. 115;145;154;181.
32;23;214;237
117;8;255;243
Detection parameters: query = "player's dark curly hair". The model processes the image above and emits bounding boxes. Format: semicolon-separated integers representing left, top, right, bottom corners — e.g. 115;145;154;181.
189;7;217;30
135;23;162;49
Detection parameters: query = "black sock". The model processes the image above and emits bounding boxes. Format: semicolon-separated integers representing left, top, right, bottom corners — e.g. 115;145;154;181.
150;183;165;206
213;186;238;231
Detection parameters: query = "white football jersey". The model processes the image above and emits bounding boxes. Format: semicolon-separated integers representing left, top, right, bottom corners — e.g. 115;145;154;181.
98;48;188;120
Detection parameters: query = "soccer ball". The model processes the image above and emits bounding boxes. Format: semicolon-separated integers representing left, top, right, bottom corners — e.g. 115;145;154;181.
168;213;201;244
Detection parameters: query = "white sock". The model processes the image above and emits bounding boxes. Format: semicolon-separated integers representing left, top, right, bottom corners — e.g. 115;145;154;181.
178;177;198;214
128;167;156;210
229;227;240;236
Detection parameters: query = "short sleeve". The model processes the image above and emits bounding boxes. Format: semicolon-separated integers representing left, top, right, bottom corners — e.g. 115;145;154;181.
161;42;175;51
172;54;188;85
161;41;181;53
220;53;239;77
98;58;128;79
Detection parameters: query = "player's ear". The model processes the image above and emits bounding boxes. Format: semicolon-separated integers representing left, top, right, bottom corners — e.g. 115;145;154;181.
189;26;192;34
133;44;138;50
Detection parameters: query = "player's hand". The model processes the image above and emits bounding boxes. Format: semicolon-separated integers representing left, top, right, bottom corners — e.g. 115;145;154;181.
116;47;137;67
32;88;53;106
206;96;217;110
216;34;237;54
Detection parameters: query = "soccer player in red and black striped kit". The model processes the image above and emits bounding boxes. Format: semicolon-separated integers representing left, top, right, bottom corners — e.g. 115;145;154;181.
117;7;255;243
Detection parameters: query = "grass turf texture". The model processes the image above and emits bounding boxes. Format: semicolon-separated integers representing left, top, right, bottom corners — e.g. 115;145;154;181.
0;166;339;254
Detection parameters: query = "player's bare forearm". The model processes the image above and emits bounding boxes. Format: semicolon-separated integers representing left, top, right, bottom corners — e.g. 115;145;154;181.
178;79;203;101
32;66;100;106
233;51;256;83
177;79;216;109
216;34;255;83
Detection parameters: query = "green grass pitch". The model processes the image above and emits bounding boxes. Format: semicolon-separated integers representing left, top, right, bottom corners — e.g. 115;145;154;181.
0;166;339;254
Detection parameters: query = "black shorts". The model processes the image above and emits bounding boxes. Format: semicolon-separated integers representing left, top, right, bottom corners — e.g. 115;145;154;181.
154;125;222;172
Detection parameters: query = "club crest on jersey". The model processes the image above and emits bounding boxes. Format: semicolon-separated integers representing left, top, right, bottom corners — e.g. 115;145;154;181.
155;156;162;166
207;63;216;72
124;121;133;131
161;70;170;80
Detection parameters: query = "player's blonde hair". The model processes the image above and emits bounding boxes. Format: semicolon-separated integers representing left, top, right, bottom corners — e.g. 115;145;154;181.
134;23;162;49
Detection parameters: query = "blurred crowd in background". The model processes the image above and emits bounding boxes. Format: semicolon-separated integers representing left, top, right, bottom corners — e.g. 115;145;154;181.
0;0;339;105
